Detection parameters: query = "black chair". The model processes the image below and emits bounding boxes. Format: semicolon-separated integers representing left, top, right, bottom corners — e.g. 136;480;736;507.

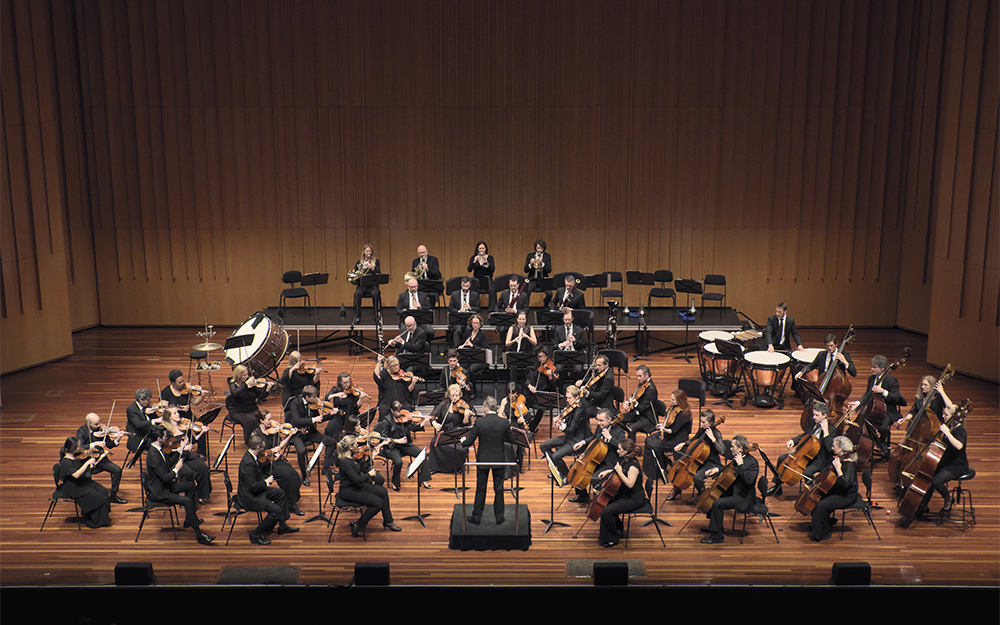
220;473;264;546
677;378;707;411
939;468;976;532
623;500;666;548
327;491;366;542
571;309;595;346
647;270;676;308
135;474;181;542
731;476;779;545
494;273;524;294
552;271;587;292
445;276;482;296
598;349;629;388
702;274;727;314
600;271;623;307
278;271;311;318
839;467;880;540
40;464;82;531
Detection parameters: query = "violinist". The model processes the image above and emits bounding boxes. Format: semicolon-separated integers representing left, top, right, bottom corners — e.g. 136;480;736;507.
850;355;906;449
373;400;433;491
58;437;113;528
440;350;474;402
553;310;588;383
809;436;858;542
281;351;323;410
577;355;615;416
795;334;857;381
499;276;529;314
673;409;727;498
523;239;553;308
336;435;402;537
505;310;537;354
467;240;496;312
539;385;592;482
324;372;368;440
551;274;585;312
227;364;272;446
286;386;338;486
595;438;644;548
374;354;418;416
161;406;213;504
75;413;127;504
161;369;204;417
500;382;531;431
621;365;658;441
252;410;304;516
700;434;758;545
146;424;215;545
769;402;834;496
428;384;474;474
569;408;627;504
524;345;558;432
643;389;694;499
351;243;381;325
240;434;299;545
125;388;161;453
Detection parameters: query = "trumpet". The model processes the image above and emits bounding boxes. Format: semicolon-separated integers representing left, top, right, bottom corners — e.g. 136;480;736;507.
476;253;490;267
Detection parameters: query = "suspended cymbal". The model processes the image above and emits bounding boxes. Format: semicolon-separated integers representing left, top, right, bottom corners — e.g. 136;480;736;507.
193;342;223;351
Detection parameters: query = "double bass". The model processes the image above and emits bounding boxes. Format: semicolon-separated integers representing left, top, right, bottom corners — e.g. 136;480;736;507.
843;347;911;465
797;327;855;432
897;399;972;526
888;365;955;488
667;414;727;491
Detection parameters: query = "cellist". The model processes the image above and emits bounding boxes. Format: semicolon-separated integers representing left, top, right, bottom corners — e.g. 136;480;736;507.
539;385;591;483
904;390;969;520
621;365;658;441
672;409;727;500
568;408;628;504
809;436;858;542
768;402;834;497
643;389;694;499
700;434;758;545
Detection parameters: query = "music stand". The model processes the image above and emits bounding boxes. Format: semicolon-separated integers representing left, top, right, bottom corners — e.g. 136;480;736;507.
533;391;564;440
197;406;223;470
435;427;473;497
417;389;446;407
586;273;608;308
206;434;236;519
396;352;430;386
625;271;655;310
301;272;329;364
403;448;430;526
304;443;332;525
554;350;586;381
505;352;536;384
540;452;570;533
417;279;444;309
457;347;488;396
673;279;703;364
536;309;563;328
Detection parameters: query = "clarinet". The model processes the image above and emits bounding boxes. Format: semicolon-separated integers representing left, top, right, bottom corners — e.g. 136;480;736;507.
605;301;619;350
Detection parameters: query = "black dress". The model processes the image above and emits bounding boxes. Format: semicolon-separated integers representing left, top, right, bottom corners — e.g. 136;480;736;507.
597;459;645;545
58;457;111;529
428;401;471;474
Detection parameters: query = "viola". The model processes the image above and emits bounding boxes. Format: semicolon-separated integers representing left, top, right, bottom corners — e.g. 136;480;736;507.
390;370;423;383
667;415;727;491
451;366;471;390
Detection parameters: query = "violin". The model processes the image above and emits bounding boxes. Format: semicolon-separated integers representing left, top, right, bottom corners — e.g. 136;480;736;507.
179;382;205;396
264;422;299;440
451;365;471;390
580;368;607;392
306;398;338;416
622;380;650;412
507;394;529;426
162;435;186;454
345;383;370;399
451;399;471;415
398;409;426;424
258;448;278;464
390;370;424;383
537;359;557;379
144;400;170;417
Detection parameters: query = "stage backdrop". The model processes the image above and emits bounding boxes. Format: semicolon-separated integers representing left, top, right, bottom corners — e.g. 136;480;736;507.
2;0;997;380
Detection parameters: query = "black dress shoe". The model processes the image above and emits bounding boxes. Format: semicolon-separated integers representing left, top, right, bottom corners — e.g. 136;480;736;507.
766;484;783;497
290;504;304;516
302;477;311;487
383;522;402;532
466;516;481;525
199;496;212;505
109;494;128;505
349;521;362;538
700;534;724;544
249;533;271;545
277;525;300;535
568;495;590;504
197;531;216;545
495;516;505;525
391;483;400;492
601;540;619;548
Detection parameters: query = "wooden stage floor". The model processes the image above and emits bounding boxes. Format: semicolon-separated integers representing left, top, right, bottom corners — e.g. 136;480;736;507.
1;326;997;599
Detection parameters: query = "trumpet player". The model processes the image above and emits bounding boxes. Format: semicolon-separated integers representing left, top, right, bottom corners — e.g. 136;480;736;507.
523;239;552;308
467;240;496;311
351;244;380;325
411;245;441;307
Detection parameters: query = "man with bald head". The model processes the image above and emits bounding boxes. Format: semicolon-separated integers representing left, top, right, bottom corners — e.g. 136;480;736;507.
412;245;442;308
75;412;128;504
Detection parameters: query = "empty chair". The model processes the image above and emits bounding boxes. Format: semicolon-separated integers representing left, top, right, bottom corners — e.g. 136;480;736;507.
647;270;676;309
702;274;727;313
601;271;623;307
278;271;311;318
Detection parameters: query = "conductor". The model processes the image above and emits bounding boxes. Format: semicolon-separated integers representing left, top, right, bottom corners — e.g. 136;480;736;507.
461;396;518;525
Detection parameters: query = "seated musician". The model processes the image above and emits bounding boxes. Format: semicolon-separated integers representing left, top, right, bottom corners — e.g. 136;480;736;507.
388;315;429;355
576;355;615;417
498;276;529;314
505;310;538;354
456;314;490;393
672;409;727;499
525;345;558;432
449;277;480;346
161;406;213;503
551;275;585;311
161;369;205;418
396;277;433;336
763;302;805;353
643;389;694;499
769;402;834;496
500;382;531;432
895;377;945;431
227;364;274;446
621;365;658;441
281;351;324;410
57;437;113;528
539;385;591;482
595;438;644;548
810;436;858;542
146;424;215;545
795;333;857;382
251;410;304;516
700;434;759;545
906;386;968;518
440;349;474;402
374;354;420;417
373;400;433;491
569;408;627;504
523;239;553;308
75;413;127;505
286;386;338;486
240;434;299;545
428;384;474;475
553;310;587;384
336;435;401;537
125;387;160;453
850;355;906;449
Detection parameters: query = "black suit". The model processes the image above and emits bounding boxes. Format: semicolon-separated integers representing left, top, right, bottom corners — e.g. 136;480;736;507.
352;258;381;320
706;453;759;539
412;255;442;307
238;450;288;536
75;424;124;496
396;289;434;338
623;380;658;440
551;287;585;310
764;314;802;351
801;350;857;379
463;412;519;523
523;251;553;306
146;443;201;529
540;405;592;477
126;401;157;452
866;372;906;436
498;288;529;313
286;397;337;476
449;288;481;314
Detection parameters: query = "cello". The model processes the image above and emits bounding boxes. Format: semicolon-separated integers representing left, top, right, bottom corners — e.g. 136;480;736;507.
667;414;727;492
897;399;972;526
566;411;625;490
696;443;759;514
797;327;856;432
888;365;955;488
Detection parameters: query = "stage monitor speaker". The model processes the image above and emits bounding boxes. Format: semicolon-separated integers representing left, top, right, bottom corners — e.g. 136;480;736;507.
115;562;155;586
355;562;390;586
593;561;629;586
832;561;871;586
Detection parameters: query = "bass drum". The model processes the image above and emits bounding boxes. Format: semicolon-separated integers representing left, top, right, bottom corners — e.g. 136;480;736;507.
224;312;289;378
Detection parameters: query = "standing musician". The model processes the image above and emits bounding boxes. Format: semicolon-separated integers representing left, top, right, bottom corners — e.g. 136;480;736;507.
240;434;299;545
411;245;442;308
428;384;475;475
569;408;628;504
552;274;585;312
850;355;906;449
769;402;834;496
374;354;420;416
227;364;274;446
161;407;213;503
553;310;588;384
621;365;658;441
57;437;113;529
146;424;215;545
448;277;481;346
75;413;127;504
499;276;529;314
643;389;694;499
505;310;538;354
467;240;496;312
525;345;558;432
700;434;758;545
252;410;304;516
809;436;858;542
523;239;553;308
285;386;338;486
336;435;402;537
673;409;727;498
595;438;645;548
281;351;323;410
763;302;805;353
461;396;520;525
440;349;474;402
795;333;857;381
351;243;381;325
539;385;592;482
125;388;160;453
576;355;615;416
373;400;434;491
161;369;205;417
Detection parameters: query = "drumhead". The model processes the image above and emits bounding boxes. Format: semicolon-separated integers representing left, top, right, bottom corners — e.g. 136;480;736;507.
744;351;791;366
225;315;273;365
792;347;823;364
699;330;735;342
705;342;744;356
